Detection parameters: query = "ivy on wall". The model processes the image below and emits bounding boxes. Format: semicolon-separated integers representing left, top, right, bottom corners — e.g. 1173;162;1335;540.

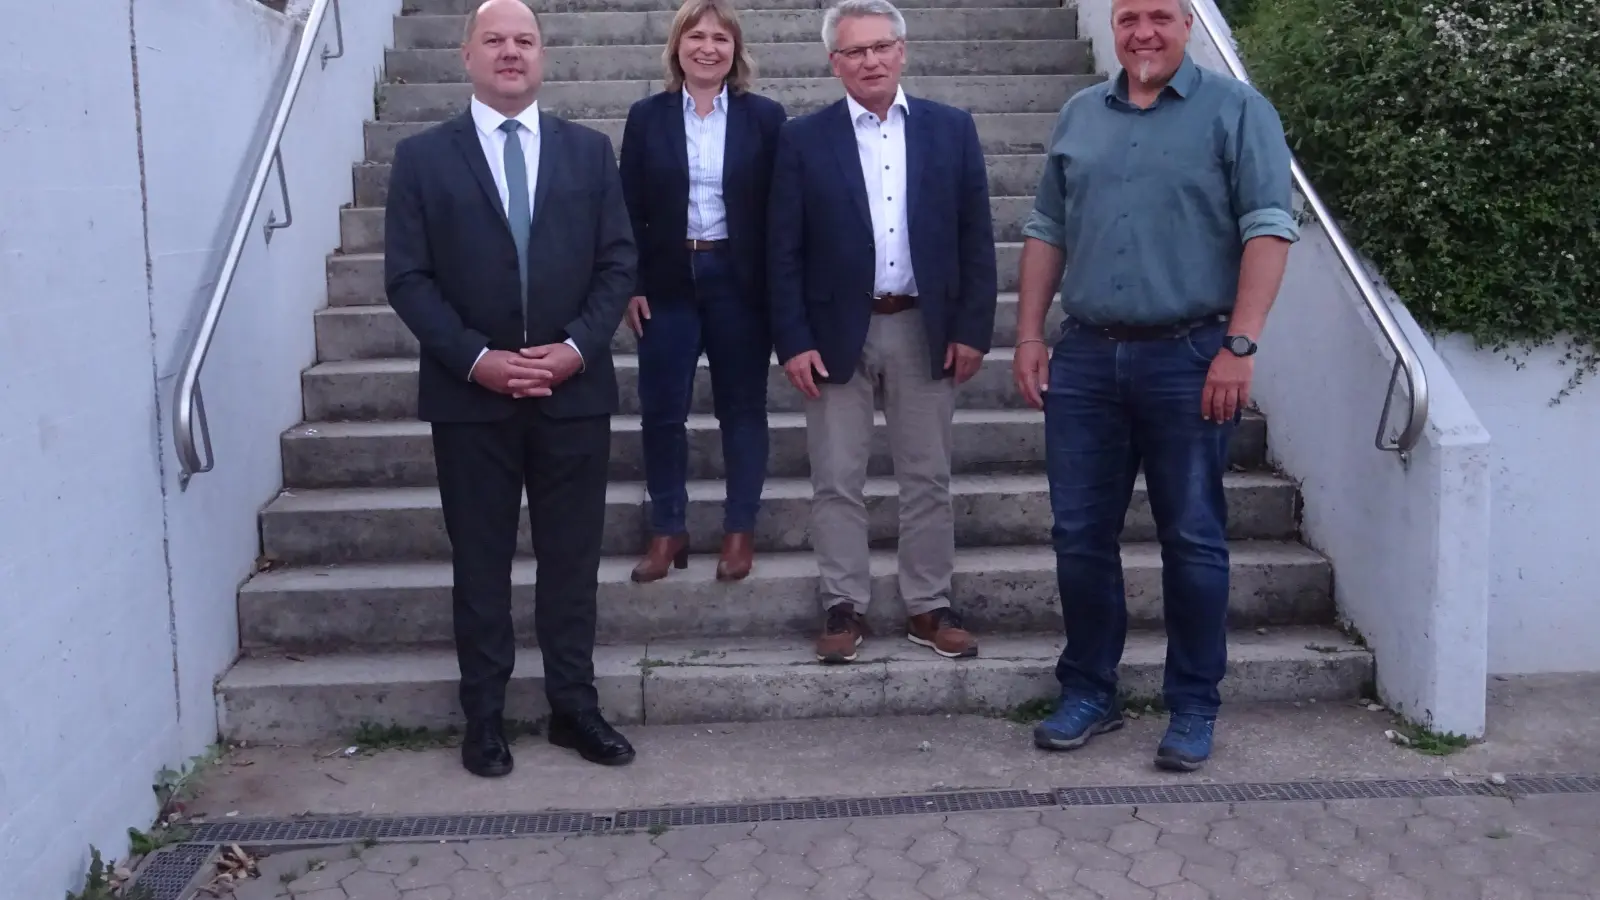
1236;0;1599;387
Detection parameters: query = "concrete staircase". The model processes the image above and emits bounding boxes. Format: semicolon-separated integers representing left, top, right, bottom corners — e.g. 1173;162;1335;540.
216;0;1373;743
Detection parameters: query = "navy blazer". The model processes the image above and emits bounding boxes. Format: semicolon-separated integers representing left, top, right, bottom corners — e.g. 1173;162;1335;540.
767;96;998;382
385;112;636;422
619;88;788;306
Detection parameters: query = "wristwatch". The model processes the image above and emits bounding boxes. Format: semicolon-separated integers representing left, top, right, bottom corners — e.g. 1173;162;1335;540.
1223;335;1258;357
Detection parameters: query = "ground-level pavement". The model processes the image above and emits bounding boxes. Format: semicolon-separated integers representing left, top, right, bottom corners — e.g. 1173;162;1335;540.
208;792;1600;899
133;674;1600;899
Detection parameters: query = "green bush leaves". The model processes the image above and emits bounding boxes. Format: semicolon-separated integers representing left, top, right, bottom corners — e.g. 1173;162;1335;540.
1237;0;1599;368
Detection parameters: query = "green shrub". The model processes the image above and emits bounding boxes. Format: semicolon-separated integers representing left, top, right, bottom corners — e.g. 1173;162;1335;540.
1235;0;1600;370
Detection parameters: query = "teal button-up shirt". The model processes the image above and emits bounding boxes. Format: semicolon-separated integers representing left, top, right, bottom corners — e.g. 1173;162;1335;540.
1022;53;1300;327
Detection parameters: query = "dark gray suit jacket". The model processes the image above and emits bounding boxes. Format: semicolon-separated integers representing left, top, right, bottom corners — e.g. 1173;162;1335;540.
385;110;637;422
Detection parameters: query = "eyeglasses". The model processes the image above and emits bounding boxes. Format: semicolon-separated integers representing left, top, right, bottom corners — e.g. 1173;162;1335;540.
832;39;902;62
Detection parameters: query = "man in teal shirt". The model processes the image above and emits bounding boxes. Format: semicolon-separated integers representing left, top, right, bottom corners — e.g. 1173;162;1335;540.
1011;0;1299;771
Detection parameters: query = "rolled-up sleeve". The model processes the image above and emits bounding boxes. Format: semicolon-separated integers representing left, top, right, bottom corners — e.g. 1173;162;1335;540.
1021;106;1072;249
1230;92;1300;244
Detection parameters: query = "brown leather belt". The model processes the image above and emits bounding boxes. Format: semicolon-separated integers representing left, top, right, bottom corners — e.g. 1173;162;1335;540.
1074;312;1227;341
684;239;728;251
872;293;917;315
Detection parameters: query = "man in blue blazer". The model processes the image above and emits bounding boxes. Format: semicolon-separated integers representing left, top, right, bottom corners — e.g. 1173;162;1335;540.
768;0;998;665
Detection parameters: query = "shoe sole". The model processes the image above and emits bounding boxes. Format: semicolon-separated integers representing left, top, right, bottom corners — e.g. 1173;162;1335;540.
549;733;637;766
463;759;514;778
906;633;979;659
816;634;864;664
1034;717;1124;751
1154;752;1205;772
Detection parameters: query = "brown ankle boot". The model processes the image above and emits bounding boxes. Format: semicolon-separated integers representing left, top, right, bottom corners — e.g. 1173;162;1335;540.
631;534;689;583
715;532;754;581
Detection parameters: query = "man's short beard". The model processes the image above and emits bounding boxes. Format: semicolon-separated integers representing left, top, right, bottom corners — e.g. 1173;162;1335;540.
1137;58;1154;83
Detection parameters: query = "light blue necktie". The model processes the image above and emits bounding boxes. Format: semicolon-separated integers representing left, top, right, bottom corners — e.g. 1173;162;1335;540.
499;119;531;302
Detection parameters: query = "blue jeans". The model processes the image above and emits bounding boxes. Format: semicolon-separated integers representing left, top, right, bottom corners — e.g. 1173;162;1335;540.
1044;318;1236;716
637;248;770;535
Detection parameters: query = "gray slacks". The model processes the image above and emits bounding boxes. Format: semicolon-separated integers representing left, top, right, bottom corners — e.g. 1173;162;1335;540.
805;309;956;616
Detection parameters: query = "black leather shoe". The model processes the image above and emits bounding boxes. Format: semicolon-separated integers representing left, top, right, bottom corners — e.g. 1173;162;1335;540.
461;717;514;778
548;710;636;766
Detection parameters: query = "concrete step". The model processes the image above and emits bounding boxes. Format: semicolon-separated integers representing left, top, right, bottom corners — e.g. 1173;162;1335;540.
407;0;1069;12
328;242;1029;305
386;40;1091;84
216;626;1373;742
340;195;1037;253
378;74;1102;121
363;113;1060;164
305;349;1042;421
240;542;1330;652
280;408;1268;488
313;291;1062;359
393;9;1077;50
258;471;1299;566
352;152;1044;206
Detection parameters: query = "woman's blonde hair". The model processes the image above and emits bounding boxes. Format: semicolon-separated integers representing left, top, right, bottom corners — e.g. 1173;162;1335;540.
662;0;758;93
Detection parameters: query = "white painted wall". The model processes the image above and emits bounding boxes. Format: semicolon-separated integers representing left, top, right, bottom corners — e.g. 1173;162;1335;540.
1433;340;1600;674
0;2;396;896
1074;0;1494;736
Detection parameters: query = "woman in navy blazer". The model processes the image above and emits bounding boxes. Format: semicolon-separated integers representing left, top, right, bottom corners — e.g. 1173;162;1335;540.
619;0;788;583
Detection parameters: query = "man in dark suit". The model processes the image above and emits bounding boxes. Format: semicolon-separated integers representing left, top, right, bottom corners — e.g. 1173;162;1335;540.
384;0;638;775
768;0;998;665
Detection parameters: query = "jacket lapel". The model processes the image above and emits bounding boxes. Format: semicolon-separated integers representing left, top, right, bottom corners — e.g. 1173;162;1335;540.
528;113;561;236
904;96;930;230
449;112;508;225
721;91;744;198
668;91;691;181
828;100;872;231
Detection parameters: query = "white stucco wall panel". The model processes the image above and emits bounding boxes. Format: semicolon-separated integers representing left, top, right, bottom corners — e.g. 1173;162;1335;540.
0;5;179;897
1;0;398;895
1435;338;1600;674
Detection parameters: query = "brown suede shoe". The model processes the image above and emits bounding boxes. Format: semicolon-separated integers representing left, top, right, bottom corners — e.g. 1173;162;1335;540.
631;533;689;583
715;532;754;581
816;603;867;664
907;608;978;658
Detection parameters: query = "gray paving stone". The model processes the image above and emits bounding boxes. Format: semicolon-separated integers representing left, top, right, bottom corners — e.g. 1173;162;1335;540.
341;870;402;900
217;794;1600;900
393;853;465;891
444;869;502;900
289;858;366;893
1128;849;1185;889
919;857;979;897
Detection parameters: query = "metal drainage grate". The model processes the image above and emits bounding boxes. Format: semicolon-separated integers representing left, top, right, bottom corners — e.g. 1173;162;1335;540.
133;843;216;900
1055;777;1504;807
613;789;1059;830
188;811;610;845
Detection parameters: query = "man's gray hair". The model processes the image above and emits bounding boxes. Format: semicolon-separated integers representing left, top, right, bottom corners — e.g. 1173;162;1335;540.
821;0;908;51
1111;0;1195;18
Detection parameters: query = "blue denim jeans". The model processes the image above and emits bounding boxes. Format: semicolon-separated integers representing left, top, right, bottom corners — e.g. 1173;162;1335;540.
1044;317;1236;716
637;247;770;535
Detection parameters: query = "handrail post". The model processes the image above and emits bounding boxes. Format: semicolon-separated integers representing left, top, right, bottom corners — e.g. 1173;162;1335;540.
1187;0;1430;456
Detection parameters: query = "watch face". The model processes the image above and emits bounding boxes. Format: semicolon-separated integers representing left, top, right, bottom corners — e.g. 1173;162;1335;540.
1226;336;1254;356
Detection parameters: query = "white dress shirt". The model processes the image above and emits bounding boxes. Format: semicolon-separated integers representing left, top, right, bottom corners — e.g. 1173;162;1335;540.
464;96;583;381
846;86;917;297
684;86;729;241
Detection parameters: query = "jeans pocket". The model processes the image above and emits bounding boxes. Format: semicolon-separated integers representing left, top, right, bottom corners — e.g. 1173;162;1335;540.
1183;323;1227;366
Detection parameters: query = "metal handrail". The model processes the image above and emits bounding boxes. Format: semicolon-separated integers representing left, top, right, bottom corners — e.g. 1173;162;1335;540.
1190;0;1429;455
172;0;344;487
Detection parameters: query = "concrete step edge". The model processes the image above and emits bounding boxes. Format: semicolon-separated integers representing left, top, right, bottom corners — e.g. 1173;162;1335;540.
216;626;1373;740
243;539;1325;594
262;469;1293;514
